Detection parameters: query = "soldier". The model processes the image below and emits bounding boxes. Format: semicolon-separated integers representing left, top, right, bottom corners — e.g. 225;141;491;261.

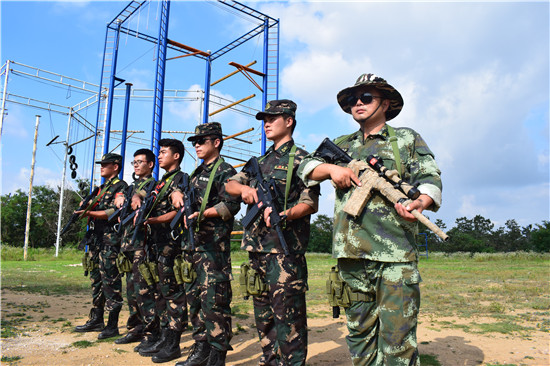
137;139;188;363
73;153;128;340
297;73;443;365
226;100;320;366
171;122;241;366
113;149;157;346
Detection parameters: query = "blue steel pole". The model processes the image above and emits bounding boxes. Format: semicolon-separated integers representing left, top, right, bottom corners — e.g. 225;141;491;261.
119;83;132;179
260;18;269;155
103;21;122;159
202;57;212;125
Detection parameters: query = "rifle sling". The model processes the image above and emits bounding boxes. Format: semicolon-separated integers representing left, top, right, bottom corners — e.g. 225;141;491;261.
145;171;178;220
196;157;224;226
81;178;120;218
386;125;402;178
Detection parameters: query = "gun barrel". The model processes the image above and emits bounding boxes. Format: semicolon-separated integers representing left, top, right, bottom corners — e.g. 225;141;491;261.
410;209;449;241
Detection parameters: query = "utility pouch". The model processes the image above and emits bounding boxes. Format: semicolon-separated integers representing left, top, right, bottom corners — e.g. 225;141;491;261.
326;266;373;318
247;267;267;297
148;262;160;283
116;252;132;273
173;255;184;285
138;262;154;287
82;253;89;273
239;262;251;300
180;258;197;284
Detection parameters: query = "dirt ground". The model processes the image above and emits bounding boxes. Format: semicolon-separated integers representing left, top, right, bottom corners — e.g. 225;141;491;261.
1;289;548;366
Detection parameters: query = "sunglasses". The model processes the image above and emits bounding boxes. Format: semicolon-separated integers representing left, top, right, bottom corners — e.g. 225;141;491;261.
132;160;146;166
345;92;381;107
192;137;214;147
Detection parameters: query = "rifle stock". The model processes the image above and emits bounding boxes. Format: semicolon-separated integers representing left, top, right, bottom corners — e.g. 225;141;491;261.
60;186;100;236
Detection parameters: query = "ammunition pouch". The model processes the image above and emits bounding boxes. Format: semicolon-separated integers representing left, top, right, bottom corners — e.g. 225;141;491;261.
326;266;373;309
82;253;99;274
239;262;267;299
138;261;159;287
173;255;197;285
116;252;132;273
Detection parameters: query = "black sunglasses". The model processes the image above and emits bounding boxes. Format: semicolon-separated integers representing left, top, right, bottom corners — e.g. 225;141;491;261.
192;137;214;146
346;92;381;107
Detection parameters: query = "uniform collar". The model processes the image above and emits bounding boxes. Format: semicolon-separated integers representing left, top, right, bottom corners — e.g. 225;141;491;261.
356;123;390;143
161;167;180;180
266;139;295;156
195;156;222;175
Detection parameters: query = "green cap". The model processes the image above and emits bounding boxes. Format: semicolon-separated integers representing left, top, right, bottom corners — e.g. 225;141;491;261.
95;153;122;164
255;99;297;120
187;122;223;142
337;73;403;120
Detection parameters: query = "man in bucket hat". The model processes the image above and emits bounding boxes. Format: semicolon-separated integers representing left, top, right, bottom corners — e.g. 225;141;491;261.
226;100;320;366
298;74;443;365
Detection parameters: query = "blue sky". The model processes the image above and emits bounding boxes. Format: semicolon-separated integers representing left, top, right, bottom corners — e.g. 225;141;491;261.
1;0;549;232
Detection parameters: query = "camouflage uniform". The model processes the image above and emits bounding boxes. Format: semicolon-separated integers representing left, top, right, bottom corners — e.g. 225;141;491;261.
298;74;442;366
180;155;240;352
92;176;127;313
120;175;159;339
149;168;188;333
229;139;320;366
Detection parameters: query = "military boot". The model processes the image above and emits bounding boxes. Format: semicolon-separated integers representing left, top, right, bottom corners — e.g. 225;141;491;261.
74;308;104;332
151;328;182;363
139;328;168;356
175;341;211;366
98;308;120;339
134;329;160;352
115;331;143;344
206;348;226;366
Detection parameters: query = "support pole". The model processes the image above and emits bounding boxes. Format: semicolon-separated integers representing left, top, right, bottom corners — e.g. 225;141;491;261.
24;115;40;261
260;18;270;154
120;83;132;179
0;60;10;137
54;110;73;257
202;57;212;124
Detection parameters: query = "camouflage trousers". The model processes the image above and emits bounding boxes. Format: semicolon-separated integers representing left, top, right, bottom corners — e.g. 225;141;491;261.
338;259;421;366
184;250;233;351
99;246;123;312
249;252;308;366
89;249;105;310
124;250;160;336
155;242;188;332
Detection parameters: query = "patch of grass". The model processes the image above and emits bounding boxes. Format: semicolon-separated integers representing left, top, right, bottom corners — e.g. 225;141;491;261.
1;355;23;363
113;348;128;354
475;321;531;335
71;340;94;348
419;354;441;366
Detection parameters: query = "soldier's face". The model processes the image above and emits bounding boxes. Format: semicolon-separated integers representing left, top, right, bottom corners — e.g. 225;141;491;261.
132;154;153;177
158;147;178;170
100;162;117;178
263;115;292;142
194;136;219;161
350;87;388;124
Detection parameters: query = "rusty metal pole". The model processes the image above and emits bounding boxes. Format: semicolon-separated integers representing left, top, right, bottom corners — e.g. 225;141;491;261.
23;115;40;261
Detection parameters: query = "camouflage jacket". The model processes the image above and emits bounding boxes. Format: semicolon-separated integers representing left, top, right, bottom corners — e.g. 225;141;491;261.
298;124;442;262
92;176;127;246
149;168;184;244
229;139;320;254
121;175;154;252
180;157;241;252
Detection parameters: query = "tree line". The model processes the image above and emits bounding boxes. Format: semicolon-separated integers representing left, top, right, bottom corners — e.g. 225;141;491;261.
1;184;549;253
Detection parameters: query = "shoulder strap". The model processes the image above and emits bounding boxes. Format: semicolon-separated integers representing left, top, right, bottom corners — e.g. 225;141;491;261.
386;124;403;177
283;145;297;214
197;158;224;225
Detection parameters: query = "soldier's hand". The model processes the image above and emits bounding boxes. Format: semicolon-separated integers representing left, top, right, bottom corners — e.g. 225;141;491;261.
395;195;433;222
330;166;361;190
241;186;259;205
131;194;142;210
114;195;125;208
171;191;184;209
184;211;199;229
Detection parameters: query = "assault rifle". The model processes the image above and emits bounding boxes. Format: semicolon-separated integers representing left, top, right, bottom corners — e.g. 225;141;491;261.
169;173;198;250
112;179;156;231
60;186;100;236
241;157;290;255
313;138;449;241
129;181;163;248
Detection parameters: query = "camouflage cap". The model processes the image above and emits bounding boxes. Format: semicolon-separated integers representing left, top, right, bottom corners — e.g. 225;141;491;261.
337;73;404;120
187;122;223;141
95;152;122;164
255;99;297;120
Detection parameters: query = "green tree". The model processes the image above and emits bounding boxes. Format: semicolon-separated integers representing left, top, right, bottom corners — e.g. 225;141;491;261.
530;221;550;252
308;214;333;253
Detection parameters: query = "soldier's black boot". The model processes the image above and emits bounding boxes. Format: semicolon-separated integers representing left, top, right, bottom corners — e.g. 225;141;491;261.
74;308;104;332
151;329;182;363
175;341;211;366
205;348;226;366
139;328;168;356
134;329;160;352
98;309;120;339
115;331;143;344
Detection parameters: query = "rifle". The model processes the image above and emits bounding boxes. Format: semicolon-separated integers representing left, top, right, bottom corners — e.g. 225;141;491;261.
108;185;134;229
129;180;163;249
60;186;100;236
241;157;290;255
169;173;198;250
313;138;449;241
114;179;156;230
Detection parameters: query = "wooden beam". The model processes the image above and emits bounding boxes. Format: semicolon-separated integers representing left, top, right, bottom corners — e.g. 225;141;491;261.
167;39;210;57
209;94;255;116
211;61;257;86
229;62;265;77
